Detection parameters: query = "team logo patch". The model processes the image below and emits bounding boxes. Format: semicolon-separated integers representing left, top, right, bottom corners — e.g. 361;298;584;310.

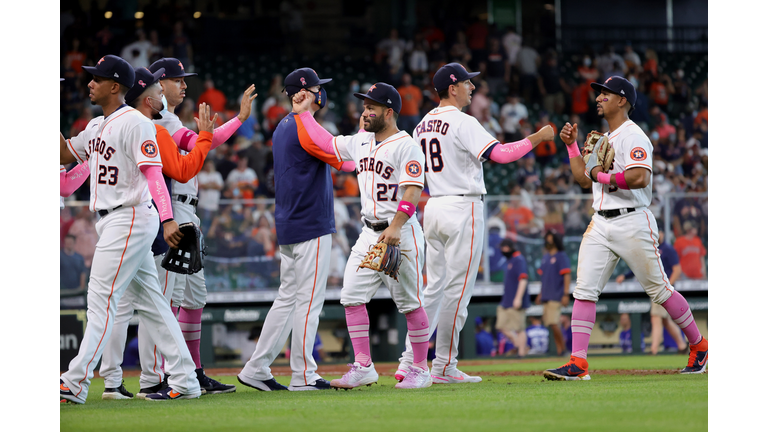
630;147;647;161
406;160;422;178
178;61;184;70
450;74;457;82
369;84;377;92
141;140;158;157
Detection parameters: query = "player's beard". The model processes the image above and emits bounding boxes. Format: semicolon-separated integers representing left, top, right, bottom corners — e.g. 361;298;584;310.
364;115;386;133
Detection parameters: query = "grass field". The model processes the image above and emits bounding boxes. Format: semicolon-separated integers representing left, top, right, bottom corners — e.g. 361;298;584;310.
60;355;707;432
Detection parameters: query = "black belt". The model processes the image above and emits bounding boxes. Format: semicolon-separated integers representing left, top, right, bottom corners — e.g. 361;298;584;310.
97;205;123;217
364;219;389;232
176;194;198;207
598;208;635;218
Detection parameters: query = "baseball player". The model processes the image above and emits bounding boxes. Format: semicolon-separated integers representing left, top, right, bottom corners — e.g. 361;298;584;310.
98;66;227;399
296;83;432;389
495;239;529;357
59;55;201;403
146;57;256;393
544;76;708;381
237;68;356;392
397;63;554;383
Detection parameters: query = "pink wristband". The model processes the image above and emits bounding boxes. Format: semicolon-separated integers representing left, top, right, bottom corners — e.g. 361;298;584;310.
566;142;581;158
615;171;630;190
596;171;612;185
397;201;416;218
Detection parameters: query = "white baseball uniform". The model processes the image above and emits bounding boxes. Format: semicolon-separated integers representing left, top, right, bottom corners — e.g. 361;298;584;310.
155;111;207;310
61;106;199;402
400;106;498;375
330;130;426;313
574;119;675;305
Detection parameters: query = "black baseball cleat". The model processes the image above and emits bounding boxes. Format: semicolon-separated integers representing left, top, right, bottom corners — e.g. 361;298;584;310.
145;386;201;401
135;380;169;400
102;380;134;400
543;356;591;381
681;338;708;374
60;379;84;404
196;367;236;395
237;374;288;391
288;378;332;391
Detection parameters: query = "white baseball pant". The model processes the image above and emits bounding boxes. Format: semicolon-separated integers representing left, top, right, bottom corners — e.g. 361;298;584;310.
400;196;484;374
574;208;675;304
239;234;331;387
341;221;425;313
60;204;199;402
100;254;178;389
170;199;207;309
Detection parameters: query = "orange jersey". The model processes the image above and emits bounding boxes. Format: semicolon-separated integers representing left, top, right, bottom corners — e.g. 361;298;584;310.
155;125;213;183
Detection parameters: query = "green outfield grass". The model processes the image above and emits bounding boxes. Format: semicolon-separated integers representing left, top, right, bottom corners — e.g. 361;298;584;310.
60;355;707;432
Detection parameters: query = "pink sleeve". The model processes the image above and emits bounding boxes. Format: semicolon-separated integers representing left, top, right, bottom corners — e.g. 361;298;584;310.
60;163;90;197
298;111;336;155
488;138;533;164
140;165;174;222
172;117;243;151
340;161;356;172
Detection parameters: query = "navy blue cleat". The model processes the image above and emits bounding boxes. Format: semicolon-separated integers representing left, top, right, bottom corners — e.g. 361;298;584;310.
237;374;288;391
681;338;708;374
543;356;591;381
289;378;332;391
196;367;236;395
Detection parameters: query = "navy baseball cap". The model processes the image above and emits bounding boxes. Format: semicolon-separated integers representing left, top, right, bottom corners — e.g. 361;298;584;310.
149;57;197;78
433;62;480;92
125;67;166;104
591;76;636;107
354;82;402;114
82;55;135;88
283;67;332;96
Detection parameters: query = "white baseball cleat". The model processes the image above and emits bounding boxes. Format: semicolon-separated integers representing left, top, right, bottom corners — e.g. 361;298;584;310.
330;362;379;389
431;369;482;384
395;366;432;389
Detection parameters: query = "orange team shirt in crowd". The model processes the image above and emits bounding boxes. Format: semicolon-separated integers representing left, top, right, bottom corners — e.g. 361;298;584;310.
695;108;708;126
673;235;707;279
644;58;658;77
65;51;86;72
534;121;558;157
571;82;591;115
398;85;423;117
154;125;213;183
197;88;227;113
649;81;668;106
503;205;534;232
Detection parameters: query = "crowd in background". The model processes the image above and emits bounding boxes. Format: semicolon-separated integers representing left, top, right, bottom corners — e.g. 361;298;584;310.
60;8;708;291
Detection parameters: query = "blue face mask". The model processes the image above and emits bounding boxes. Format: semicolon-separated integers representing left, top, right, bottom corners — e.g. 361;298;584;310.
310;87;327;109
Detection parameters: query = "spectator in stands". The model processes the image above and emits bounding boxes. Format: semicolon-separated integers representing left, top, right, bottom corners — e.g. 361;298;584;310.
616;230;688;355
147;30;163;64
643;48;659;77
333;171;360;198
250;214;276;258
226;156;259;201
674;221;707;279
120;29;159;68
480;38;509;96
533;113;557;167
571;77;594;125
475;317;495;357
496;239;530;357
695;78;708;106
654;111;677;142
468;80;491;120
517;40;540;103
630;79;652;128
397;73;423;133
198;79;228;115
448;31;472;65
536;230;571;356
538;51;569;116
649;73;674;110
623;43;642;73
339;101;362;136
215;143;239;183
502;186;536;235
618;313;644;353
673;195;707;238
499;94;528;142
603;59;626;79
60;235;86;290
63;38;85;74
501;26;522;70
560;315;572;353
465;17;489;61
376;28;407;83
479;106;503;142
408;33;429;82
516;152;541;190
596;44;623;81
172;21;194;70
198;160;225;231
526;316;549;355
577;55;599;83
69;106;93;137
671;68;691;109
68;207;98;269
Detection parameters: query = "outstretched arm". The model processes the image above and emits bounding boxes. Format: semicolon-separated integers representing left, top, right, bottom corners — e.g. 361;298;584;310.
297;110;356;172
60;163;89;197
487;125;554;164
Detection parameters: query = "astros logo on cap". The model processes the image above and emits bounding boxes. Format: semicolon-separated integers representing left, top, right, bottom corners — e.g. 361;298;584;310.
369;84;377;92
300;77;307;86
178;62;184;70
406;160;422;178
141;140;158;158
450;74;457;82
605;77;613;83
97;57;105;65
630;147;647;161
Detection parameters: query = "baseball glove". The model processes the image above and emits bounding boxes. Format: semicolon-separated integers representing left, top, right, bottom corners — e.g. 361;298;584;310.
357;242;409;281
161;222;206;274
582;130;615;181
